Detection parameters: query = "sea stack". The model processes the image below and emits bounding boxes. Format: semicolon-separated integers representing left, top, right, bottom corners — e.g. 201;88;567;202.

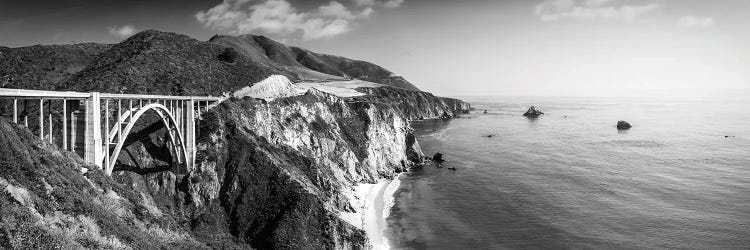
523;106;544;117
617;120;632;130
432;152;445;163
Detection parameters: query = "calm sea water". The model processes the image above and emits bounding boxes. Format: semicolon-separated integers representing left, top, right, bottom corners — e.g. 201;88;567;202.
386;95;750;249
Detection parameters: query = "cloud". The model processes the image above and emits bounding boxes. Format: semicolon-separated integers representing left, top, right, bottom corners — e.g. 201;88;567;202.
679;16;714;28
319;1;357;19
196;0;401;40
535;0;660;22
107;25;138;38
302;18;351;40
352;0;403;8
383;0;404;8
352;0;376;7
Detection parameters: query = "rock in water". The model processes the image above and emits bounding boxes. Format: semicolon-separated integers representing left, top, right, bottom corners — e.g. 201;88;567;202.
523;106;544;117
617;120;632;130
432;152;445;163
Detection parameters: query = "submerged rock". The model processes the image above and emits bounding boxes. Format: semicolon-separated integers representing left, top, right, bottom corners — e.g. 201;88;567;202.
617;120;632;130
523;106;544;117
432;152;445;163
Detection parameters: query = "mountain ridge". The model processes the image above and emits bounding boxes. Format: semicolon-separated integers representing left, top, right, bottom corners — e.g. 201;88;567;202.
1;29;421;94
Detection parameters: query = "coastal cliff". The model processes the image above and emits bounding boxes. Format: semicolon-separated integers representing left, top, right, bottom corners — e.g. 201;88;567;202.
354;86;471;120
0;30;470;249
183;89;420;248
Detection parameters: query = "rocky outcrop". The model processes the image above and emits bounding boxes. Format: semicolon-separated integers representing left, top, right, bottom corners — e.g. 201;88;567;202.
353;86;471;120
617;120;632;130
432;153;445;163
179;89;423;249
523;106;544;117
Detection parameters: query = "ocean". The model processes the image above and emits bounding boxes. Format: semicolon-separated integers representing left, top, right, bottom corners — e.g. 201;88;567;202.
386;95;750;249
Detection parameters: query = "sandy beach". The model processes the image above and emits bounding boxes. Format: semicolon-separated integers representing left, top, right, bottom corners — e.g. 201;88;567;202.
339;174;403;249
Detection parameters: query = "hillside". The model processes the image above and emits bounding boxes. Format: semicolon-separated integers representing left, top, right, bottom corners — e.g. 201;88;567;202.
0;117;218;249
1;30;421;95
208;34;420;90
0;43;111;90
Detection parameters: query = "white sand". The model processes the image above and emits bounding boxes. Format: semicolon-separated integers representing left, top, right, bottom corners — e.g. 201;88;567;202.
339;176;402;250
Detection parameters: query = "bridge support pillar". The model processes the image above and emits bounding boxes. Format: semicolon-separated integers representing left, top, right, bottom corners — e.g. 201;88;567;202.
84;92;103;169
185;99;196;172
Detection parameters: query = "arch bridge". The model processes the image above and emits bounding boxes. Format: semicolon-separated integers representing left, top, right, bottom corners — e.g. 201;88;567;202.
0;88;223;175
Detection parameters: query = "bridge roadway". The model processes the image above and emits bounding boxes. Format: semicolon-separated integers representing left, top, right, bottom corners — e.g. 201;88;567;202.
0;88;223;175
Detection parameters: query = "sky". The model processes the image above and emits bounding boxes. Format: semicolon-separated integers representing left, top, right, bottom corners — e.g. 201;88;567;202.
1;0;749;97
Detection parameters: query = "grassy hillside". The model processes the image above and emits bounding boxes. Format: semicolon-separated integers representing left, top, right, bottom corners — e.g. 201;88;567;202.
0;43;111;90
0;117;216;249
1;30;420;94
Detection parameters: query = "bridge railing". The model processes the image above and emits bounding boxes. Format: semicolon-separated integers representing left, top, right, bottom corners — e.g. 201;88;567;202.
0;88;223;175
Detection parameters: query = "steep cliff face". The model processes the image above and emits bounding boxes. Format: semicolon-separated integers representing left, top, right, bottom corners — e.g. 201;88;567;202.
181;89;421;249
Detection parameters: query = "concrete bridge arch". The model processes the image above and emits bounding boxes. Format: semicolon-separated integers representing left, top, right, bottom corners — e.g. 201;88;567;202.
0;88;223;176
105;103;188;176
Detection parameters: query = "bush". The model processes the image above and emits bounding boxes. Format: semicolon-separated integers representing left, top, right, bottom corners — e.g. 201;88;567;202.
217;48;239;63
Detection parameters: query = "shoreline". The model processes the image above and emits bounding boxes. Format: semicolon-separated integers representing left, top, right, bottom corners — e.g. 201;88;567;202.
339;173;404;250
380;173;403;249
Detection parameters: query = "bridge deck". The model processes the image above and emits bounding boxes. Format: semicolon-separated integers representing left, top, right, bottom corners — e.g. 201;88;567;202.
0;88;224;101
0;87;223;175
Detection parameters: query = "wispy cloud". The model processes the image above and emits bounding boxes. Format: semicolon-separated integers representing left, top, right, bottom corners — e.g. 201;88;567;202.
107;25;138;38
535;0;660;22
678;16;714;28
196;0;402;40
353;0;403;8
383;0;404;8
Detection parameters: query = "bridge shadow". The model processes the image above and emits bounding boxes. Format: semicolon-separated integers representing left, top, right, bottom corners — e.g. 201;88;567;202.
112;115;185;175
113;163;173;175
